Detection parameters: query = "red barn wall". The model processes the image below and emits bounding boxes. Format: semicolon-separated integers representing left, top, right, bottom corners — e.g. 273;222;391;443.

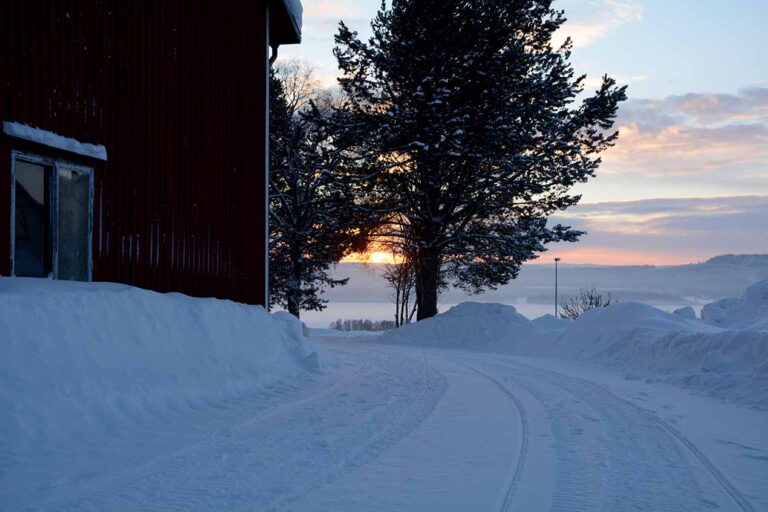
0;1;269;305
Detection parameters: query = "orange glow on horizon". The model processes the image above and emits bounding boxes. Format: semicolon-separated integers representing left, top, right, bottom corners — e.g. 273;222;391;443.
534;247;704;266
344;248;704;267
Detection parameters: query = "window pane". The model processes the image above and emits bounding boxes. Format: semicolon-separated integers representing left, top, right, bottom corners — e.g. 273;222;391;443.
57;168;91;281
14;161;50;277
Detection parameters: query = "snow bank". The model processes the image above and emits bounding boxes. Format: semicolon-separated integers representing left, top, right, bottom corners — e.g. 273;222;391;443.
374;299;768;409
548;302;719;358
673;306;696;319
595;329;768;409
531;313;570;332
0;278;317;454
701;280;768;330
378;302;535;348
546;302;768;409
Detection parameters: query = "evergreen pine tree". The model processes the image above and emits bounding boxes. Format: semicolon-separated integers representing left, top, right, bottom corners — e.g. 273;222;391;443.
268;71;363;318
330;0;627;319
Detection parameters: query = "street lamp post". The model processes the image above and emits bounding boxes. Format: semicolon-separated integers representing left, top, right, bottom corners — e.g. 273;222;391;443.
554;257;561;318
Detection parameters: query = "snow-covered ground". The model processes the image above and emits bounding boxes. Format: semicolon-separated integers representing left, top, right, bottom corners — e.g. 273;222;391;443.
0;278;319;509
2;278;767;510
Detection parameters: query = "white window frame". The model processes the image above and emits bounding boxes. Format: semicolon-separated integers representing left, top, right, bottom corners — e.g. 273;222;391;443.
9;150;94;281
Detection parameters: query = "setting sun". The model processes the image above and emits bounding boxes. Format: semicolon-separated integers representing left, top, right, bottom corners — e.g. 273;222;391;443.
344;251;397;264
369;252;391;264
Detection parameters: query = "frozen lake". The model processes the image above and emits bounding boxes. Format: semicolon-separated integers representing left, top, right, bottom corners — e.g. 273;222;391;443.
299;298;706;328
294;257;768;328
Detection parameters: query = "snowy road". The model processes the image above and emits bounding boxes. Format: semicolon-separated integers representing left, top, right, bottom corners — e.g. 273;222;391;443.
11;339;767;511
451;354;753;512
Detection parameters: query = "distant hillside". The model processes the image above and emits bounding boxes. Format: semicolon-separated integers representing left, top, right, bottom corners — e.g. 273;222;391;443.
324;254;768;306
704;254;768;267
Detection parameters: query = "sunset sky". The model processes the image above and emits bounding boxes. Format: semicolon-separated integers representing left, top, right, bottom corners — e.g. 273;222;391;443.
282;0;768;265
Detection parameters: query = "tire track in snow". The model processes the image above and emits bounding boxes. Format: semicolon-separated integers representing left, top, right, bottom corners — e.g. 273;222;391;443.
467;353;754;512
27;360;372;511
585;376;757;512
45;349;447;511
452;360;529;512
265;350;443;511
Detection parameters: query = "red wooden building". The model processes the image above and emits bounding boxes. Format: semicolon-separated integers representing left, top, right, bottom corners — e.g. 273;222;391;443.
0;0;302;305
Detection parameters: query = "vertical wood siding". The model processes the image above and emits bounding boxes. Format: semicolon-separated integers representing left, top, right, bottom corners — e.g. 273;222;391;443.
0;0;269;305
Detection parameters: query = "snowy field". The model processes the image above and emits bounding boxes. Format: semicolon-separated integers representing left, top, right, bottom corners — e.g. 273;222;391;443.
2;278;767;510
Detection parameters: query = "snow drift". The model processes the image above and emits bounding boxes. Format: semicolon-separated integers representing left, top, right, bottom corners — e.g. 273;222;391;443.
531;313;570;332
378;302;535;348
0;278;317;456
547;301;719;358
546;301;768;409
598;328;768;408
701;280;768;330
673;305;696;319
375;294;768;409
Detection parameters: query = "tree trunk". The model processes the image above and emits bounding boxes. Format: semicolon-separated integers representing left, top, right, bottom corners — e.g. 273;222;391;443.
394;283;401;327
408;298;418;323
287;287;301;318
401;287;408;326
287;251;302;318
416;248;440;320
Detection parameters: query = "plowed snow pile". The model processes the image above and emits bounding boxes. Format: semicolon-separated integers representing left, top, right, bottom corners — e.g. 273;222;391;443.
379;302;535;349
378;283;768;409
546;301;719;359
547;301;768;409
0;278;317;457
701;280;768;330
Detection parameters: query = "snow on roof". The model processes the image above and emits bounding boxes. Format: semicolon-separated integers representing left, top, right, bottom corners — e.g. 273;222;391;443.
2;121;108;161
282;0;303;34
270;0;302;45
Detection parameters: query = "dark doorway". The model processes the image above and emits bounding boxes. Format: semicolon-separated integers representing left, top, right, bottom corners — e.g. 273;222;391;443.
12;154;93;281
14;160;51;277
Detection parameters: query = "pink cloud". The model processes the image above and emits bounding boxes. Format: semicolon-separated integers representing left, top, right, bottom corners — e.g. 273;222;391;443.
547;196;768;265
554;0;644;48
601;88;768;180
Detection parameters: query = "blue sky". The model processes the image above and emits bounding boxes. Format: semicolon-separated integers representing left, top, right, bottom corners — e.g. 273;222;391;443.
281;0;768;264
561;0;768;97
